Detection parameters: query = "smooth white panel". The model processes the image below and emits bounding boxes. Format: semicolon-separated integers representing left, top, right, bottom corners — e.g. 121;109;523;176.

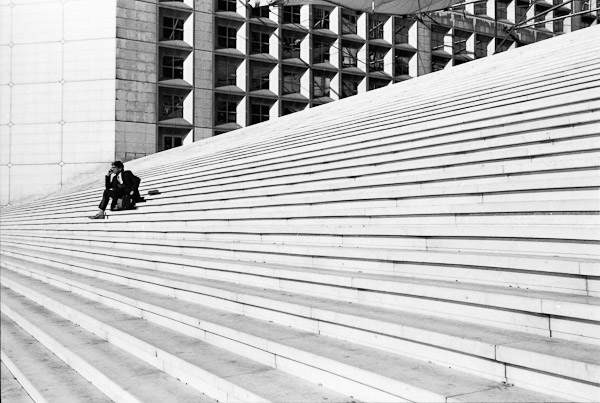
10;123;62;164
9;163;62;204
0;124;9;165
0;165;9;205
64;0;116;41
62;120;115;163
12;0;61;4
0;84;10;124
63;80;115;123
12;2;63;44
63;39;116;82
0;45;10;85
11;42;63;84
10;82;62;124
61;161;109;191
0;6;11;45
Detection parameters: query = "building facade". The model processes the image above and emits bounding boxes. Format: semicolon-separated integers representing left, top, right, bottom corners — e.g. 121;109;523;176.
0;0;597;205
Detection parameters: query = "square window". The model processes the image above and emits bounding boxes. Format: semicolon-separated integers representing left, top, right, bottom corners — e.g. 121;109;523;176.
216;98;238;124
342;46;358;68
217;0;237;12
313;74;330;97
369;18;385;40
313;41;330;64
161;94;185;119
313;8;330;29
250;64;272;91
161;55;184;80
162;16;184;41
217;25;237;48
342;11;358;34
283;6;301;23
250;102;270;124
251;31;270;54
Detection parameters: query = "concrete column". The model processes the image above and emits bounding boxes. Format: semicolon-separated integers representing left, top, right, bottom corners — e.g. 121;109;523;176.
416;21;431;76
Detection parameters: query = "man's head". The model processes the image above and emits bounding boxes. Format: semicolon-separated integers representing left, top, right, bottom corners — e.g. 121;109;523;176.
110;161;124;174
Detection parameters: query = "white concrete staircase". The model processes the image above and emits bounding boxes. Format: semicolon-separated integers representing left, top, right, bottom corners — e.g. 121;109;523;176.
1;26;599;402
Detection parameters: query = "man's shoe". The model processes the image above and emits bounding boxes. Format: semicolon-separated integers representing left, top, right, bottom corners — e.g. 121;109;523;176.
88;212;105;219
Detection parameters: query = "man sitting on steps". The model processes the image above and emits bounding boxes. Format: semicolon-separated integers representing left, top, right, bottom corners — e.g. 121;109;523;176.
89;161;141;219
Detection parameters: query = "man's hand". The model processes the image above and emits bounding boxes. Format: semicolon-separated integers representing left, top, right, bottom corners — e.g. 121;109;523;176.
107;170;113;176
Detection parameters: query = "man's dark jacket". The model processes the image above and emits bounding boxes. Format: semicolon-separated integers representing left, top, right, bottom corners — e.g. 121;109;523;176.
105;170;143;203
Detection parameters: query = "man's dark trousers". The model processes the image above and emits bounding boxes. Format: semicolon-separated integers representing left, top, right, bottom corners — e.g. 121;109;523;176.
99;187;128;210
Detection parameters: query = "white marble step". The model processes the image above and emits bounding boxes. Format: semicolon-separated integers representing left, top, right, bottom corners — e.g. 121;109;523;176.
2;244;598;343
2;260;596;402
0;279;354;403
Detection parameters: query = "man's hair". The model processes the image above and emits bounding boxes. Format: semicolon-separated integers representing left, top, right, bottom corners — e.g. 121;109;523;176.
112;161;124;169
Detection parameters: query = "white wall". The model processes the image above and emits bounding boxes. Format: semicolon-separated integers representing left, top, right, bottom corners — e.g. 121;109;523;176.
0;0;117;206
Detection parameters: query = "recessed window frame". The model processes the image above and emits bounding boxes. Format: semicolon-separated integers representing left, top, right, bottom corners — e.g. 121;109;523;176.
160;54;184;80
162;16;185;41
313;7;330;29
250;31;270;54
160;93;185;119
217;24;237;49
283;5;301;23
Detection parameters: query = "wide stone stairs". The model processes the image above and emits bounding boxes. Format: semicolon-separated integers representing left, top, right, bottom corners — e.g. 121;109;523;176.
1;26;599;402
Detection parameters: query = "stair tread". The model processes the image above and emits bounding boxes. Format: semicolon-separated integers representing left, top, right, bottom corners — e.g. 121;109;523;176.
1;289;219;403
0;264;574;403
3;249;599;381
0;272;356;403
1;313;115;403
0;362;35;403
8;238;597;307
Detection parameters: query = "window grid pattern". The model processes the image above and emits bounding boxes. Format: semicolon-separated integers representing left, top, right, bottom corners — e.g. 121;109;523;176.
162;17;184;40
207;1;577;136
217;25;237;48
161;55;184;80
161;94;185;119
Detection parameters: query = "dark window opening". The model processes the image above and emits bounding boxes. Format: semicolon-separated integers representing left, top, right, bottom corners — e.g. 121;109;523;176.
342;11;359;34
341;80;359;98
217;0;236;12
313;74;330;97
283;6;301;23
161;55;184;80
215;57;240;86
313;41;331;64
496;1;510;20
313;7;330;29
282;68;302;95
250;64;272;91
282;34;302;59
475;34;491;58
216;99;238;124
250;102;270;124
369;79;389;91
162;16;184;41
282;102;307;115
251;31;270;54
369;18;385;40
495;38;513;53
394;17;413;44
431;27;449;51
161;94;185;119
474;1;487;15
251;6;269;18
342;46;359;68
394;52;411;76
369;49;386;72
217;25;237;48
163;135;183;150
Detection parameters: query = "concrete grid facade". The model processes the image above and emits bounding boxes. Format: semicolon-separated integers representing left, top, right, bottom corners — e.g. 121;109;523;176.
0;0;598;205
